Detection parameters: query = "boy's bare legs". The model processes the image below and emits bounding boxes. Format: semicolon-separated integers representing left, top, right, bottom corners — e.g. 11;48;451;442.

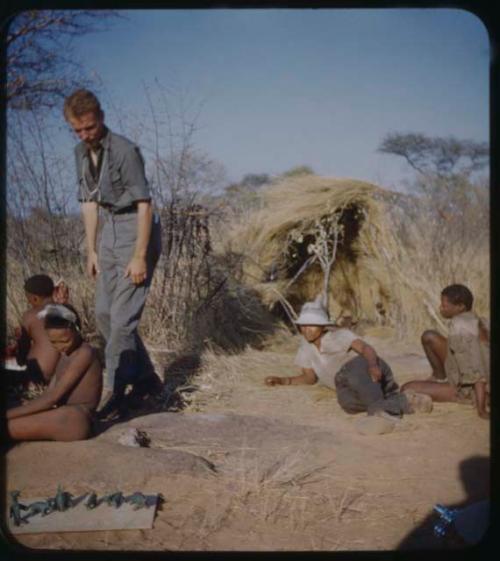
474;381;489;419
421;330;448;381
401;380;457;402
7;405;92;442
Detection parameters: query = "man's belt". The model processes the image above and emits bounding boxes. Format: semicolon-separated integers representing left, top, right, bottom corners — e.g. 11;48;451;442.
100;204;137;215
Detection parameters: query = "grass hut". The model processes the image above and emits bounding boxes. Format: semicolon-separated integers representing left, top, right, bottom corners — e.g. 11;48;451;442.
225;175;450;341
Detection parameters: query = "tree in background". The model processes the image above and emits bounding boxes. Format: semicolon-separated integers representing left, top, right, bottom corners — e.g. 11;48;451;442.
282;165;315;178
223;173;271;213
6;10;117;110
378;131;489;298
5;10;118;333
378;132;488;183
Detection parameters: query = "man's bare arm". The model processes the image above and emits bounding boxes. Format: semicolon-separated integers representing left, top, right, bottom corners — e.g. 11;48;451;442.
265;368;318;386
81;202;99;278
124;200;153;285
350;339;382;382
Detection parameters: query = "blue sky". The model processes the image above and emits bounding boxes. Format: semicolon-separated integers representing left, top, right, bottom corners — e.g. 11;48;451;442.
68;8;489;190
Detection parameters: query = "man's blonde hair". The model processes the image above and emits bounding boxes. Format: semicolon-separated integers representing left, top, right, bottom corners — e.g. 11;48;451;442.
63;89;102;121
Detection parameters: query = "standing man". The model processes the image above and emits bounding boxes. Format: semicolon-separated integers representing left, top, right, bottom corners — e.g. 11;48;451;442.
64;89;162;420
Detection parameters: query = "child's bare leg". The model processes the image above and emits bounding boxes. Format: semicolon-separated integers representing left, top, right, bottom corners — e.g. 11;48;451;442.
401;380;457;402
7;405;92;442
474;381;489;419
421;330;448;381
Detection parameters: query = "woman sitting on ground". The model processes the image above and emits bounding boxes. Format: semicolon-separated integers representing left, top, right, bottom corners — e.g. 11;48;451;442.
5;304;102;442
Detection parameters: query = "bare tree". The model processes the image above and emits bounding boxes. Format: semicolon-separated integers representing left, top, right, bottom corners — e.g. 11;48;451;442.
119;81;229;346
286;208;346;311
5;9;118;110
5;106;101;335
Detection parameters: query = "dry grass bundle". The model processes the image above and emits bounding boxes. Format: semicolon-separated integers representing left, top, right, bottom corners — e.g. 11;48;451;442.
223;175;488;341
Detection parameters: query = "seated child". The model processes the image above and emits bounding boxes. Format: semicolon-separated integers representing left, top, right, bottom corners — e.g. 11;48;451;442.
265;299;432;418
14;274;62;385
401;284;490;419
5;303;103;441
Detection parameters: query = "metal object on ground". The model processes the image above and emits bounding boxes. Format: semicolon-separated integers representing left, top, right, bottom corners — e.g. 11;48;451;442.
433;501;489;544
433;504;458;538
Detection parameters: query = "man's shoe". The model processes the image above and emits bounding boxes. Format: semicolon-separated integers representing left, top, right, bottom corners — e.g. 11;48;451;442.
129;375;163;399
126;375;164;409
96;389;127;421
404;390;433;413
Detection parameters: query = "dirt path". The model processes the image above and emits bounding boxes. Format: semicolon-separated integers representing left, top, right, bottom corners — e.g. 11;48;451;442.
5;330;490;551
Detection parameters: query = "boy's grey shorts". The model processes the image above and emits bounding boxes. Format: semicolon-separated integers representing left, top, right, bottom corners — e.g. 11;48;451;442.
334;355;411;416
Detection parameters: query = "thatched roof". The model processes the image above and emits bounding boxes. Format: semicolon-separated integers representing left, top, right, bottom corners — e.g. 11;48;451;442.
225;175;449;340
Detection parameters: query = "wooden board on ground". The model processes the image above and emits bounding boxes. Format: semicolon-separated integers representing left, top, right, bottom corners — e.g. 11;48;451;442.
6;495;159;535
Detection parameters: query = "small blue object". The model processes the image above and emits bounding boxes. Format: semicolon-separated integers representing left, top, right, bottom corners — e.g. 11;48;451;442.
433;504;458;538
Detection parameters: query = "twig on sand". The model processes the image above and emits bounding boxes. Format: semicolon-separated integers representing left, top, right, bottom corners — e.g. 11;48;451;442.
286;463;333;487
336;487;350;522
264;489;287;522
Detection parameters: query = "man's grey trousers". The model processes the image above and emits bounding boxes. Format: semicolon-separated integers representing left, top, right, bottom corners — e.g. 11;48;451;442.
334;355;411;416
96;211;161;391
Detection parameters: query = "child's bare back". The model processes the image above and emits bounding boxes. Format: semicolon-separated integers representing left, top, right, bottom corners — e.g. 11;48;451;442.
19;306;60;382
53;341;102;413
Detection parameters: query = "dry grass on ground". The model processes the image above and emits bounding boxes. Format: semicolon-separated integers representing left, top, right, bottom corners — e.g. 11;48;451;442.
7;329;489;552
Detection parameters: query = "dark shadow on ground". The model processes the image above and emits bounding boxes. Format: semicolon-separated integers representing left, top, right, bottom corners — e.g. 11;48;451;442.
397;454;491;551
190;276;279;353
92;353;202;436
93;275;281;435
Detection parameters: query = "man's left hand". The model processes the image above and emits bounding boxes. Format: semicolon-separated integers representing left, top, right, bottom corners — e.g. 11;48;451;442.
124;257;147;285
368;365;382;383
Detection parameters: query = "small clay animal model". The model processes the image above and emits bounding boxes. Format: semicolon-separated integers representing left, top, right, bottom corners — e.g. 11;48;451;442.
9;491;27;526
54;484;73;511
22;500;53;521
124;492;149;510
46;497;57;512
85;492;99;510
104;491;124;508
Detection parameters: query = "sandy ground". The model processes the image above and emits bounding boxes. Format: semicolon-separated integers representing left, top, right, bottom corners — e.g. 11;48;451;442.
3;328;490;552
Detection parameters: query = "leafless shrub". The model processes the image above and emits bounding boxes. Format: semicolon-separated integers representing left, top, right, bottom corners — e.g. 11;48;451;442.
6;83;275;357
7;10;119;111
5;109;95;332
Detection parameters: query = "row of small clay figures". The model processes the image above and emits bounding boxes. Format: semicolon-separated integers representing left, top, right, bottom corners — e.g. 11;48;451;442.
9;487;159;526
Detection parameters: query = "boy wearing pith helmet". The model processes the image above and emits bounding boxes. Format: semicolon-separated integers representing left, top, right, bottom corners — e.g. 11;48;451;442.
265;298;431;418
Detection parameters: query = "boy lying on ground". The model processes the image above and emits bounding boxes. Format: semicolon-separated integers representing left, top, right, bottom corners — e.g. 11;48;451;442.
265;299;432;419
401;284;490;419
5;304;103;442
